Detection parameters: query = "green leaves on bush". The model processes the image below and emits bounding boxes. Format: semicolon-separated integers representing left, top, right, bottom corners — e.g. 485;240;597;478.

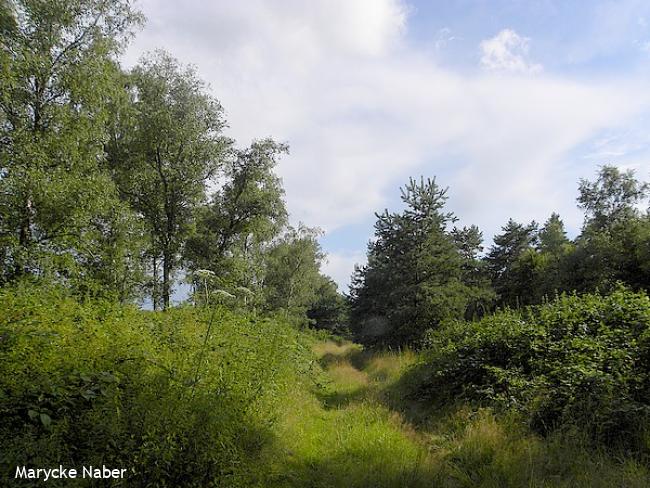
0;284;309;487
413;287;650;450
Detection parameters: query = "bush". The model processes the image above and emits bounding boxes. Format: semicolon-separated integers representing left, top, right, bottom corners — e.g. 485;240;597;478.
0;283;308;487
411;287;650;451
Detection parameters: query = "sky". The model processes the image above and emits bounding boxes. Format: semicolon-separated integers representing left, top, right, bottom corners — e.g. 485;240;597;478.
122;0;650;292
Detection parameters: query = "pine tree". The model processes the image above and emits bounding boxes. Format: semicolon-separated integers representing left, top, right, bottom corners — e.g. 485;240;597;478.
451;225;495;318
485;219;538;307
350;177;467;345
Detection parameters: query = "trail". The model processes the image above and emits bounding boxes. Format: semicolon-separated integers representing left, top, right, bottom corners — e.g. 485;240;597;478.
254;341;650;488
256;341;443;488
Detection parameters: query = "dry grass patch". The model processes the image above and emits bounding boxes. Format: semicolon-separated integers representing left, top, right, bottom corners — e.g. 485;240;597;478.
327;362;369;390
312;340;361;360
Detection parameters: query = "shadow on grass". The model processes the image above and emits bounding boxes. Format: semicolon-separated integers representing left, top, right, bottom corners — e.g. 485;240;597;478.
260;449;440;488
315;385;370;409
379;359;446;425
318;349;363;368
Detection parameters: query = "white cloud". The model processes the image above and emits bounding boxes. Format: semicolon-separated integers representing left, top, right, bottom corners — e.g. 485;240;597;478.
434;27;460;51
321;251;367;291
124;1;650;288
479;29;543;74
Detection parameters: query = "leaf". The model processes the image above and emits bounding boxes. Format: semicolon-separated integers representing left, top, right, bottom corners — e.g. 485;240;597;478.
40;413;52;427
81;389;96;400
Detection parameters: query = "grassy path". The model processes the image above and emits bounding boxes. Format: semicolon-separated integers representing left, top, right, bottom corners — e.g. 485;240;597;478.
254;341;650;488
257;341;437;487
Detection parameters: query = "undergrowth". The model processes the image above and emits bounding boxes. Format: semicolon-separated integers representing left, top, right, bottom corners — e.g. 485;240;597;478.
0;283;307;487
268;340;650;488
3;285;650;487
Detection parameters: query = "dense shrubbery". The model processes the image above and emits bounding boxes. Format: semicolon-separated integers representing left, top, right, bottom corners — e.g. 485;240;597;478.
0;283;308;487
409;288;650;451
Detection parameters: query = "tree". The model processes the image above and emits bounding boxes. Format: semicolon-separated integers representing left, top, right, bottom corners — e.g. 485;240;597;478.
451;225;495;318
485;219;538;307
0;0;144;299
306;276;348;333
531;213;573;300
263;225;325;320
184;139;287;300
0;0;16;35
578;165;649;231
571;166;650;292
107;51;229;309
350;177;467;345
538;213;569;255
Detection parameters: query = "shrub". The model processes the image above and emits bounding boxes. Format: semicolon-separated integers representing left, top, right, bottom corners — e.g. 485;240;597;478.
0;283;308;487
411;287;650;450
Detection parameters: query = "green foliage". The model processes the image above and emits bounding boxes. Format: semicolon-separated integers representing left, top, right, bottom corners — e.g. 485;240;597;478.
350;177;473;346
306;276;349;333
451;225;495;318
185;139;288;304
265;339;650;488
412;288;650;450
0;0;144;298
565;166;650;295
263;224;327;321
106;50;229;309
485;219;538;307
577;165;649;231
479;166;650;309
0;284;308;487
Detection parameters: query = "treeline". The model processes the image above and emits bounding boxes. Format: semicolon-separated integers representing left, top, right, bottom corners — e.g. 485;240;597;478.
350;166;650;345
349;169;650;456
0;0;343;325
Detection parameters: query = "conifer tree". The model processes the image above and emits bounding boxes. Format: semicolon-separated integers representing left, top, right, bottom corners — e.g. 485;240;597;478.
485;219;538;307
350;177;467;345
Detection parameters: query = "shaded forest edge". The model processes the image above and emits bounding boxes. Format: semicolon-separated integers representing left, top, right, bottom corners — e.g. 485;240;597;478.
2;1;650;487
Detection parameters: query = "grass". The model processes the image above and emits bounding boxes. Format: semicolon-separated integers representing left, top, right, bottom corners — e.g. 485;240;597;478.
252;340;650;488
255;341;437;488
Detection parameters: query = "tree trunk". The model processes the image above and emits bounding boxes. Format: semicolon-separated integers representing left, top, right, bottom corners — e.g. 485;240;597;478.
152;254;159;311
162;249;171;310
14;194;33;277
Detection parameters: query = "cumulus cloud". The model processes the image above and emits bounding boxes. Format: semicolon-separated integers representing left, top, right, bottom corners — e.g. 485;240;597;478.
124;1;650;287
479;29;543;74
322;251;367;291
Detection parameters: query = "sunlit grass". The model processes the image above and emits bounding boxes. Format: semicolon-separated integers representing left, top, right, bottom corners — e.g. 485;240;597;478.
252;340;650;488
312;340;361;360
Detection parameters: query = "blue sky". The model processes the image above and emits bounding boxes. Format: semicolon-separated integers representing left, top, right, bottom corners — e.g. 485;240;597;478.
124;0;650;292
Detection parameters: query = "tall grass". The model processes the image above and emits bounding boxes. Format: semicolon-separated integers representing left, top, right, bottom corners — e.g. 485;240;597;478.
256;339;650;488
0;284;307;487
